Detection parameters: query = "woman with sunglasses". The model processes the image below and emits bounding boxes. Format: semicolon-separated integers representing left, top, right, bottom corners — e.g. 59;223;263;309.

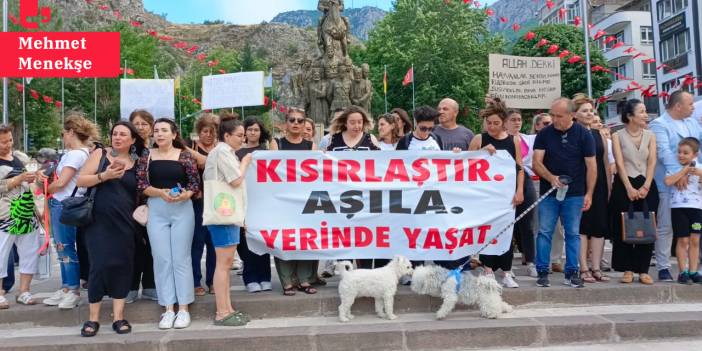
270;108;319;296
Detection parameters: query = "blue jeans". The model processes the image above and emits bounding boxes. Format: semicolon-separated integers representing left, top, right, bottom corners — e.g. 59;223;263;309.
49;198;80;290
535;195;584;275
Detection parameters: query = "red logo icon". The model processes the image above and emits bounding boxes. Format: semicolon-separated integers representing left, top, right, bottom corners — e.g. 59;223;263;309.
19;0;52;29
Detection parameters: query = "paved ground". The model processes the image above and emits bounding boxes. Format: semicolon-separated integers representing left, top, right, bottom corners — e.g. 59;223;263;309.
488;339;702;351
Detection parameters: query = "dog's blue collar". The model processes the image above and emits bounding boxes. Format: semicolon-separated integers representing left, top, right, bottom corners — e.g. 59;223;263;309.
448;268;462;293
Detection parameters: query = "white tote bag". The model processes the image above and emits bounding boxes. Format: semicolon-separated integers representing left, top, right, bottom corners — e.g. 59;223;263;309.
202;161;246;227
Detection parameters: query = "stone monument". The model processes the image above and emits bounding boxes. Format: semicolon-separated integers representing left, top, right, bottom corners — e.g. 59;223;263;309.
283;0;373;126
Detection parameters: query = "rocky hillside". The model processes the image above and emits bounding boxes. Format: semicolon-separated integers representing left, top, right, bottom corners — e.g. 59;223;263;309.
487;0;542;33
271;6;387;41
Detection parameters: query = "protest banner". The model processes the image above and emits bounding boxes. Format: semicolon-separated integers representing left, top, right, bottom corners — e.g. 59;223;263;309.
120;79;174;120
488;53;561;109
245;150;517;261
201;71;264;110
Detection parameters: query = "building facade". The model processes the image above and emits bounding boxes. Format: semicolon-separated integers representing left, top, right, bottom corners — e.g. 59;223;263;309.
592;0;659;125
650;0;702;112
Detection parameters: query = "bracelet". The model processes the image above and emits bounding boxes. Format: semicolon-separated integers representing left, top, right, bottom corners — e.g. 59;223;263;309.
641;185;649;191
97;172;103;182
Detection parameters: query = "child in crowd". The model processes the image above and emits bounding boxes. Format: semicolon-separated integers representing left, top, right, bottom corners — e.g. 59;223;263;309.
664;137;702;284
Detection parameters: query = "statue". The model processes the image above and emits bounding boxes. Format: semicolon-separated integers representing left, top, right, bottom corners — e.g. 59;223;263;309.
352;66;372;114
329;63;352;115
317;0;350;58
290;59;306;107
306;67;330;125
360;63;373;113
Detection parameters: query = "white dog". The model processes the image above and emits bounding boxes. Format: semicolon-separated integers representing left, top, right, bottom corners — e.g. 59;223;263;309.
410;264;512;319
335;256;414;322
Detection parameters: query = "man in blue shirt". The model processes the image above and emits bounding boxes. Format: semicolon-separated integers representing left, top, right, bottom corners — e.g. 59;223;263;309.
649;90;699;282
532;97;597;288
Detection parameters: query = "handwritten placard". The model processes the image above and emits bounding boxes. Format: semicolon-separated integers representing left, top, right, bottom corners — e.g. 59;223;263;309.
488;54;561;109
202;71;265;110
120;79;174;120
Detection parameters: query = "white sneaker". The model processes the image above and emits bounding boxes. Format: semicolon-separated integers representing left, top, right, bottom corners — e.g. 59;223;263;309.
58;292;80;309
527;263;538;278
260;281;272;291
231;258;242;270
43;289;66;306
502;273;519;288
159;311;176;329
246;283;262;293
173;311;191;329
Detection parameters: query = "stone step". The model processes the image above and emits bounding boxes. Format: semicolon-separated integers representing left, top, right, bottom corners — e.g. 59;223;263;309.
2;303;702;351
1;281;701;328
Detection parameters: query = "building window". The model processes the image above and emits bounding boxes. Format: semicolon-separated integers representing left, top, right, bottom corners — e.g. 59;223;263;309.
662;75;695;94
566;1;580;25
640;26;653;44
660;30;690;62
642;62;656;79
611;63;627;80
657;0;688;22
643;96;659;115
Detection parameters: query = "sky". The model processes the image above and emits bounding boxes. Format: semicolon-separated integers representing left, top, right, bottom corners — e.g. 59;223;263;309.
144;0;498;25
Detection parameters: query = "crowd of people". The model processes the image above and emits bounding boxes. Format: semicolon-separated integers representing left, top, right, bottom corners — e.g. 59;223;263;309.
0;90;700;337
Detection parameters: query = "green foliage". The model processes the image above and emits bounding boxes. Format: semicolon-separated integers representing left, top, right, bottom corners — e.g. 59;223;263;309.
358;0;505;133
511;24;612;100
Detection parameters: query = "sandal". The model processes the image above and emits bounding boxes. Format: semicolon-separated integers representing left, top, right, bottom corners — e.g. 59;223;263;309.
16;292;37;305
580;270;596;283
214;310;250;326
283;286;296;296
297;285;317;295
112;319;132;334
591;269;610;282
81;321;100;337
194;287;207;296
0;295;9;309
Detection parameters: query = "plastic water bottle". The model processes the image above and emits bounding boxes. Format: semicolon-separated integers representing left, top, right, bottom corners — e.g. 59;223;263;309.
169;186;181;197
555;176;569;202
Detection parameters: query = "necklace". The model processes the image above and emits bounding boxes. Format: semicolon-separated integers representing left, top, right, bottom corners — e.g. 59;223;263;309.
625;128;643;138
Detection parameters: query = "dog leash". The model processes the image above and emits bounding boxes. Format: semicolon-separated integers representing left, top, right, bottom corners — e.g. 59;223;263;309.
454;175;573;273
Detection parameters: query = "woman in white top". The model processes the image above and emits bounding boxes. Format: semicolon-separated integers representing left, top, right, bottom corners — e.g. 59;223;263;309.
203;116;252;326
377;113;401;150
38;115;98;309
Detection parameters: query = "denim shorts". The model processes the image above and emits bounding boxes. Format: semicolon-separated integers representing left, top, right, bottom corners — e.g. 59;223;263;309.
206;225;240;247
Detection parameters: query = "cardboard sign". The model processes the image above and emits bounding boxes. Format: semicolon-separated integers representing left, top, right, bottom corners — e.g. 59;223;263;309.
120;79;174;120
202;71;265;109
488;54;561;109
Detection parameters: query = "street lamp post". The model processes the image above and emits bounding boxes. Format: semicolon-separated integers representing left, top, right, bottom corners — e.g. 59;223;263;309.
3;0;9;125
581;0;593;97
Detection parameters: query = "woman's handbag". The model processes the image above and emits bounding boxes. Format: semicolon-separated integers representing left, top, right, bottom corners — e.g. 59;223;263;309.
132;154;150;226
621;199;657;245
59;150;107;227
202;157;245;227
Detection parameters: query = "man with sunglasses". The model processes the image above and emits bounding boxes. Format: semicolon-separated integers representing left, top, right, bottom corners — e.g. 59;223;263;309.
395;106;443;151
532;97;597;289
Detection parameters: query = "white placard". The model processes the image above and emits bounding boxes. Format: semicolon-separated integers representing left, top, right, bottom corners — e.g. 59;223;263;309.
202;71;264;110
120;79;174;120
245;150;516;260
488;54;561;109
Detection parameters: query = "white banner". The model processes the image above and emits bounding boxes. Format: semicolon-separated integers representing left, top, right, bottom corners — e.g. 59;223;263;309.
120;79;174;120
245;151;517;260
488;53;561;109
202;71;264;110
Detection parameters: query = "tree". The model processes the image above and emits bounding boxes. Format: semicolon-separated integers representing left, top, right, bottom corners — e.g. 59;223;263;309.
511;24;612;100
356;0;505;132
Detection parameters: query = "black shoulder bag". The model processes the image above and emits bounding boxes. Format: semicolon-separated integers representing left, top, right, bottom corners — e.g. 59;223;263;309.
59;149;108;227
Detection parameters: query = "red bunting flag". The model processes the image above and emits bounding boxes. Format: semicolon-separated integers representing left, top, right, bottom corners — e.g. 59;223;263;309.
402;67;414;86
42;95;53;104
30;89;39;100
55;101;62;109
546;0;555;10
272;100;277;110
130;20;142;27
158;35;173;41
623;47;636;54
148;30;158;37
9;14;19;25
196;53;207;61
499;17;508;23
593;30;606;40
632;53;644;59
14;83;23;93
512;23;521;32
597;96;608;104
485;8;495;16
113;10;121;19
641;85;655;98
558;50;570;59
98;5;109;11
604;36;617;44
536;38;549;47
610;41;624;49
208;59;220;67
546;44;559;55
558;8;567;19
218;69;226;74
524;32;536;41
659;91;670;99
656;63;668;70
682;75;695;86
463;0;472;4
264;96;269;107
573;16;581;27
567;55;582;64
642;58;656;64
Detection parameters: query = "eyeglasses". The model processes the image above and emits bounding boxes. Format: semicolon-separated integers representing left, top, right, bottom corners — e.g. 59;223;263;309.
288;118;305;124
561;132;568;145
418;126;434;132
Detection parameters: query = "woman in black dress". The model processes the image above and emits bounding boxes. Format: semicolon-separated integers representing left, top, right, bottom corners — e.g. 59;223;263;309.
76;121;145;336
235;117;273;293
469;99;525;288
573;94;611;283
